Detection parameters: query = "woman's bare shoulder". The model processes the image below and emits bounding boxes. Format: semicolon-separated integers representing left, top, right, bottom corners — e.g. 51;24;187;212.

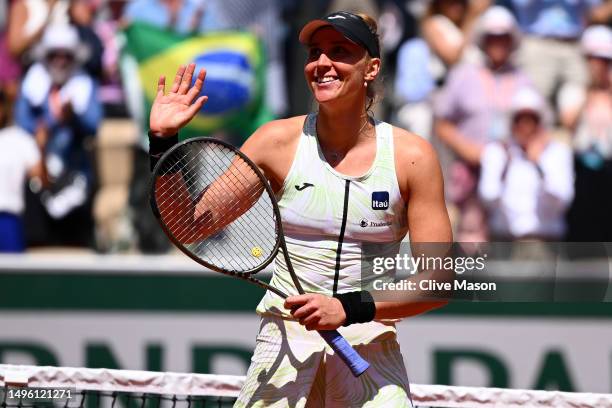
240;116;308;186
392;126;442;194
392;126;438;166
242;115;307;153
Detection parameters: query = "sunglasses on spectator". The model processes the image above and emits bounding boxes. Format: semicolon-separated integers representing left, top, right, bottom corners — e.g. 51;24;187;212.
484;33;513;39
512;111;540;123
46;50;76;61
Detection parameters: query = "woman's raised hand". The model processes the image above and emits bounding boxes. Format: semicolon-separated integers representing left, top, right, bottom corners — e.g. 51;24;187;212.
149;63;208;137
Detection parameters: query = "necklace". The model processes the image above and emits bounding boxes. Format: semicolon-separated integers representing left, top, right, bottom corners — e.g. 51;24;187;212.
324;116;372;163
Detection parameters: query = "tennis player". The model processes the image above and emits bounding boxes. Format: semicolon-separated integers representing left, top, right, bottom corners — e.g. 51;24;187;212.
149;11;452;407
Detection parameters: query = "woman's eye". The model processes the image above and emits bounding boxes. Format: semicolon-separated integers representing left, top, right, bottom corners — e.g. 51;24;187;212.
331;46;348;56
308;48;322;60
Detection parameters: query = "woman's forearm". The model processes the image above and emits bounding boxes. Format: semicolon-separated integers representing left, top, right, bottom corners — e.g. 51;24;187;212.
435;119;484;165
374;300;448;319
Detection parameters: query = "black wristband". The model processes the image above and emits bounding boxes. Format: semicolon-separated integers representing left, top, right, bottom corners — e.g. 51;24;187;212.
334;291;376;326
149;131;178;172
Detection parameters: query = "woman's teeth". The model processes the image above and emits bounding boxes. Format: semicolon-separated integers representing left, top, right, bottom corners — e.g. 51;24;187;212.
317;76;338;84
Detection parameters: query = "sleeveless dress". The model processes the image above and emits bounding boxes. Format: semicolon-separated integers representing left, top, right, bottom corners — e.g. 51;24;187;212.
236;115;413;408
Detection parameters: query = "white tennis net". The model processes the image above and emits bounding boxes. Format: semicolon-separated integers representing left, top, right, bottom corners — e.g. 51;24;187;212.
1;364;611;408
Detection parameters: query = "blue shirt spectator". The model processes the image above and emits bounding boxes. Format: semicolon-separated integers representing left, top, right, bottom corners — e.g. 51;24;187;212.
123;0;222;34
15;24;101;194
508;0;601;39
14;24;101;248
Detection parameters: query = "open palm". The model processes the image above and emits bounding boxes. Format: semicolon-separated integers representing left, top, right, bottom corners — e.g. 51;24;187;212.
149;63;208;137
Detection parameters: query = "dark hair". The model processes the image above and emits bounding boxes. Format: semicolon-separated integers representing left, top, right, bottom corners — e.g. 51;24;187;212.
355;13;383;112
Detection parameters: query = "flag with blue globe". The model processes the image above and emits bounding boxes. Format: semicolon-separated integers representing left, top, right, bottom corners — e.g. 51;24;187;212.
123;22;273;144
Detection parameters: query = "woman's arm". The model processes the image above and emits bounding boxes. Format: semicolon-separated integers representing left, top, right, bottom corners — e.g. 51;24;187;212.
7;0;57;57
286;131;453;330
150;64;267;244
149;64;299;243
422;17;464;67
373;130;453;320
478;142;508;207
26;124;50;190
153;156;264;244
434;118;484;165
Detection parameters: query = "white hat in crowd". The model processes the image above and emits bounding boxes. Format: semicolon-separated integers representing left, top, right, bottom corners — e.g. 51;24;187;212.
511;87;545;115
474;6;521;49
33;24;89;63
509;87;553;127
581;25;612;60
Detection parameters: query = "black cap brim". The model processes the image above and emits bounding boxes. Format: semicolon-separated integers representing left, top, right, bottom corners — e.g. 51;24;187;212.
298;12;380;58
299;20;333;44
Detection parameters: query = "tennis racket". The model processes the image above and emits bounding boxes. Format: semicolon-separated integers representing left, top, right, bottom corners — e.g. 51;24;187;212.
149;137;370;377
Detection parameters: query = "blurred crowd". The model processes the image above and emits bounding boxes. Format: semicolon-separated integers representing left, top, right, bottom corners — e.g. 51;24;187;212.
0;0;611;254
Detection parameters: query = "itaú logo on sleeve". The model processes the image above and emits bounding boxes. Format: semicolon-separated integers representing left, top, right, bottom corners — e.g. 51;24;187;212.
371;191;389;210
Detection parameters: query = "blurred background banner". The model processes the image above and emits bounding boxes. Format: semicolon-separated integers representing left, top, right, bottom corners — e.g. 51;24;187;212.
1;255;611;394
123;22;273;141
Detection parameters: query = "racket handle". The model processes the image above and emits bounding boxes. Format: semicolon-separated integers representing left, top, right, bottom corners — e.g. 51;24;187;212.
319;330;370;377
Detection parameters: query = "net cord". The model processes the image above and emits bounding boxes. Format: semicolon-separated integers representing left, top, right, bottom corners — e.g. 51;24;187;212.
1;364;611;408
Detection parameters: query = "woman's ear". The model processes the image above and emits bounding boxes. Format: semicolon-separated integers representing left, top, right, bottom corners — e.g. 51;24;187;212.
364;57;381;82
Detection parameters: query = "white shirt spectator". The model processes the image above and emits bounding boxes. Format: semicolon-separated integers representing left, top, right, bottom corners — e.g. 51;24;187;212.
0;126;40;214
479;140;574;239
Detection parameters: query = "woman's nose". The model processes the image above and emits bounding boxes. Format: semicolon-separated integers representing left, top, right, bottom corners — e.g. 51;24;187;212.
316;52;332;66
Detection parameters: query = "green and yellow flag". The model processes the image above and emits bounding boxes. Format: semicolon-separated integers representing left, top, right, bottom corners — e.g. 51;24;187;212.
123;22;273;142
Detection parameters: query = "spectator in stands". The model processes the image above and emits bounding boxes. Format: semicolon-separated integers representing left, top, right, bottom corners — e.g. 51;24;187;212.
0;89;48;252
566;25;612;241
503;0;608;128
90;0;127;114
422;0;488;72
433;6;531;241
120;0;222;141
0;0;21;114
7;0;70;61
15;24;102;248
590;0;612;25
479;87;574;241
122;0;220;34
69;0;104;81
393;0;487;140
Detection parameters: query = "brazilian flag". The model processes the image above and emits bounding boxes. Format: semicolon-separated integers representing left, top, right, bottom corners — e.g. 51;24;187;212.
123;22;273;142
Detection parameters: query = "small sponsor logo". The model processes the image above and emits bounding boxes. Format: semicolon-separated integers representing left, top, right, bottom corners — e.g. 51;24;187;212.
360;218;392;228
371;191;389;210
295;182;314;191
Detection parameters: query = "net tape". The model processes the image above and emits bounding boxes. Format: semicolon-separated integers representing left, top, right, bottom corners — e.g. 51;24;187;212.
1;365;611;408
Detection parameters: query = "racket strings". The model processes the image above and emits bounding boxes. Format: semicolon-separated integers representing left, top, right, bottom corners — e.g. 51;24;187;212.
158;149;271;257
157;148;260;240
160;154;262;243
154;141;279;272
158;169;274;271
159;148;274;256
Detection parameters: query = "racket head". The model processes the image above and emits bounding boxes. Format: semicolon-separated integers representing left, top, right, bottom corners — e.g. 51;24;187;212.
149;137;282;276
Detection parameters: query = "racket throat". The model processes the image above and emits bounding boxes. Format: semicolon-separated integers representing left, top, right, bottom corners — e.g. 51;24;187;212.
280;240;305;294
